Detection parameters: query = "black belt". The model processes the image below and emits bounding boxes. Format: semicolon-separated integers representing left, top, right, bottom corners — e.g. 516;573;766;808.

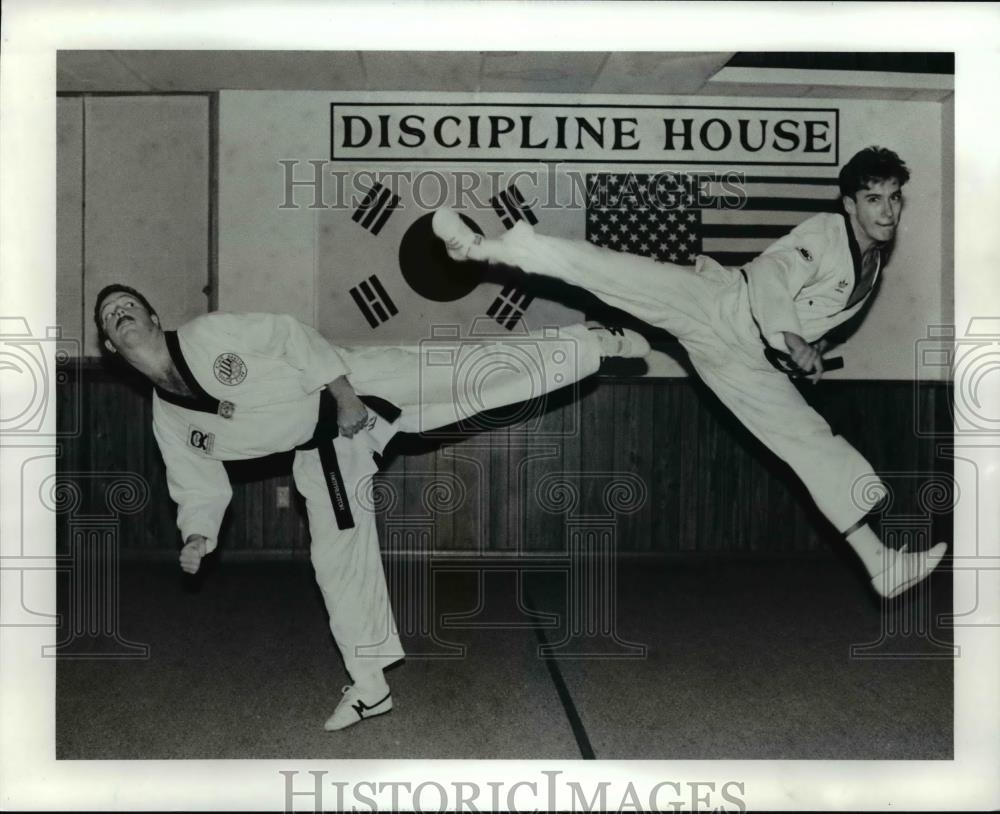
297;390;401;530
739;269;844;378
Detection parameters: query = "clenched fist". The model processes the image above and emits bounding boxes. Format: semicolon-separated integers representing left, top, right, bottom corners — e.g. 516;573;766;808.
180;535;208;574
327;375;369;438
336;395;370;438
782;332;824;384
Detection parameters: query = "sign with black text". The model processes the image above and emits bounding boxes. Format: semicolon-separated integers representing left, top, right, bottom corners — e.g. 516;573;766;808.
331;103;839;166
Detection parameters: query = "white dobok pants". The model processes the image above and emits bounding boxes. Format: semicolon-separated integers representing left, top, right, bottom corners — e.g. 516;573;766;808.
292;323;603;680
489;224;883;536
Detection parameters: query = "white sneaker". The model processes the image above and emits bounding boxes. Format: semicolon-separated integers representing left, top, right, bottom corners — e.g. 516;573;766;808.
323;683;393;731
586;323;652;359
871;542;948;599
431;208;484;261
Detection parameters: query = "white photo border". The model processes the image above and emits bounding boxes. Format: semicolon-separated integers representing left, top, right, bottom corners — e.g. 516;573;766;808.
2;1;998;810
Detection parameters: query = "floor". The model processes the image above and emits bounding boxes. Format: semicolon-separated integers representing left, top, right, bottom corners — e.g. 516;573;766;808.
55;553;954;760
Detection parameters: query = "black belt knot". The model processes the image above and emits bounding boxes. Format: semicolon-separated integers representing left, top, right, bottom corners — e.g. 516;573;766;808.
296;390;401;530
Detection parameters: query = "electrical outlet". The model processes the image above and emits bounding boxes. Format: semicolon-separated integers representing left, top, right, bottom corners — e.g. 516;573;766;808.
276;486;290;508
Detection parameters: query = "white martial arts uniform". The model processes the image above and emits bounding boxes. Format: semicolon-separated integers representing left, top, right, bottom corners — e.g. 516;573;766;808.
488;211;886;532
150;312;602;679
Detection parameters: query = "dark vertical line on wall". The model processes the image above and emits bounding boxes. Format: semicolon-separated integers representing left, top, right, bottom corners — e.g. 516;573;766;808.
207;92;219;312
79;98;88;347
941;94;954;330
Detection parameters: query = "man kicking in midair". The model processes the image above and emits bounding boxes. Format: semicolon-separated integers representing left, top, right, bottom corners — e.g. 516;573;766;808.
431;146;947;599
95;285;649;730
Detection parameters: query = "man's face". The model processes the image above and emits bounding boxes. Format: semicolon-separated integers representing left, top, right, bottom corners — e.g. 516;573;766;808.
843;178;903;247
98;291;160;353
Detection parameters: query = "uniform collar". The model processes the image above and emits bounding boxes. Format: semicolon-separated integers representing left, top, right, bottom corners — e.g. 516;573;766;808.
840;212;890;311
842;211;863;286
842;211;893;275
155;331;227;416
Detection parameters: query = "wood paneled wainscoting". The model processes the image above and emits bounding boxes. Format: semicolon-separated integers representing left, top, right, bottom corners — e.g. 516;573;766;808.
56;362;953;558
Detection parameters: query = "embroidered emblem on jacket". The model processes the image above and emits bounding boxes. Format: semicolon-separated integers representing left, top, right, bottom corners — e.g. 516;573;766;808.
835;278;851;293
213;352;247;385
188;426;215;454
797;247;813;261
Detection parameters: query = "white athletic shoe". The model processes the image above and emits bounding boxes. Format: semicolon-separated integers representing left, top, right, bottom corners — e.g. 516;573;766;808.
323;683;393;731
431;208;484;261
586;322;652;359
870;542;948;599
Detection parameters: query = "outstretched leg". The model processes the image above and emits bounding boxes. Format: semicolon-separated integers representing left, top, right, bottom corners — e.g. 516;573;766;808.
692;356;947;598
344;322;648;438
432;208;721;342
433;210;947;599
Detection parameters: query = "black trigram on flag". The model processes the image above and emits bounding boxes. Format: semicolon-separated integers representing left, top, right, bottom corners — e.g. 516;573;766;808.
487;284;534;330
490;183;538;229
352;182;401;236
349;275;399;328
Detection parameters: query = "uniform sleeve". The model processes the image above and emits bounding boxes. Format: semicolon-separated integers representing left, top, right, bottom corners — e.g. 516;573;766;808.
209;312;351;393
743;215;832;351
152;413;232;555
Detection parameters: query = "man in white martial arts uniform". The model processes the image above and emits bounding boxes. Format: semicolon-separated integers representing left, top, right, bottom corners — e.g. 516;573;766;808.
94;284;649;731
432;146;947;600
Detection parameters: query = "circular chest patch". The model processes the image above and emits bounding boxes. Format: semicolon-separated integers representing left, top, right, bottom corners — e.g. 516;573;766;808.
213;353;247;385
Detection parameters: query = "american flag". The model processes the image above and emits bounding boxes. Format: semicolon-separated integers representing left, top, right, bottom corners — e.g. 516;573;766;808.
585;172;841;267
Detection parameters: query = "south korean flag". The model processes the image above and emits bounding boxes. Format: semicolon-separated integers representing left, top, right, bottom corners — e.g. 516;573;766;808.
314;168;583;343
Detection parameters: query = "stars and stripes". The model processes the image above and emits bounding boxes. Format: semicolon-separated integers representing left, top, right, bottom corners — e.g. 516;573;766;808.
585;172;840;267
352;182;401;236
349;274;399;328
486;284;535;330
491;183;538;230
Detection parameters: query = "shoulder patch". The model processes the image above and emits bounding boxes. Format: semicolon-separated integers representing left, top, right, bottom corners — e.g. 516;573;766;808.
796;247;814;262
213;352;247;386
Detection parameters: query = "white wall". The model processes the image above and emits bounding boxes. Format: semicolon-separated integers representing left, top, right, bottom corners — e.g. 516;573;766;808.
56;98;84;347
219;90;950;379
58;96;210;356
218;92;585;342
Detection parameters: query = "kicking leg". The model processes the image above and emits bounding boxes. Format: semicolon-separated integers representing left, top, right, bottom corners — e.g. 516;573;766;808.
432;208;719;336
693;357;948;599
345;322;648;436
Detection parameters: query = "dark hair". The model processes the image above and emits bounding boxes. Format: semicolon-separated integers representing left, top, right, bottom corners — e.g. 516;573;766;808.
838;146;911;200
93;283;158;349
